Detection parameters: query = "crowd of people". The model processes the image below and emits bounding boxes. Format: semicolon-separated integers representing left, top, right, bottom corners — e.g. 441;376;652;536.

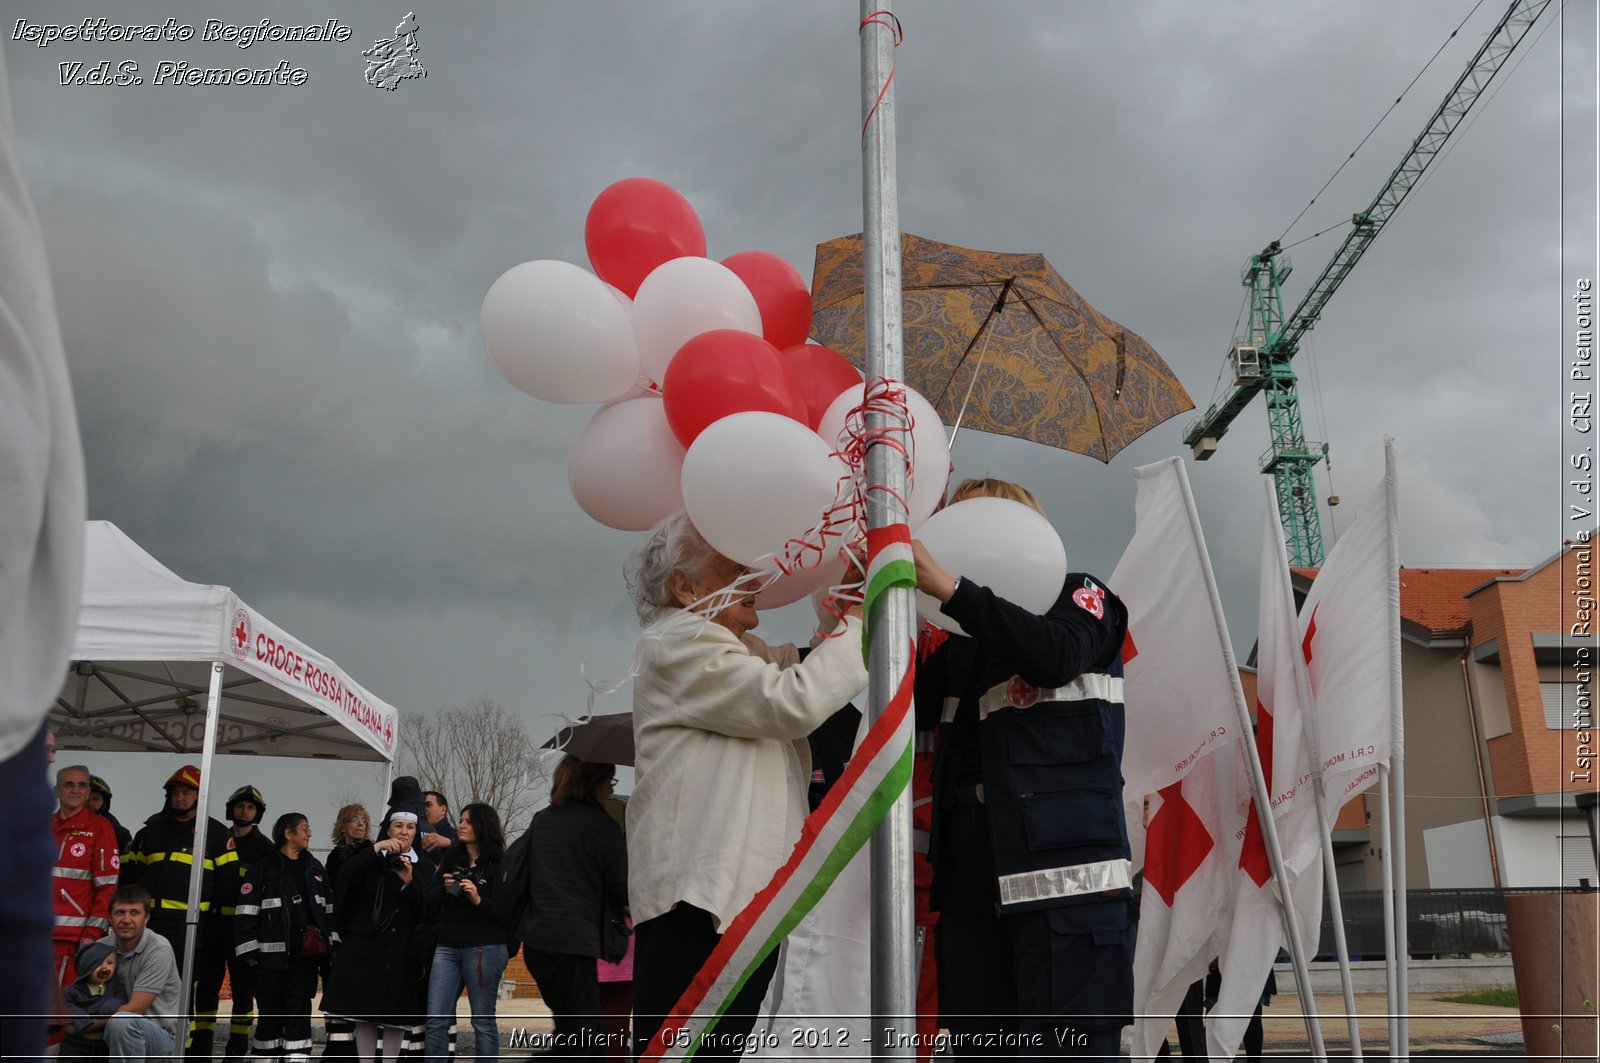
47;480;1140;1061
47;766;558;1063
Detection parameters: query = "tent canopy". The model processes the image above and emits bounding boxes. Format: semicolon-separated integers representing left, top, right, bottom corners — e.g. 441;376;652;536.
52;521;399;762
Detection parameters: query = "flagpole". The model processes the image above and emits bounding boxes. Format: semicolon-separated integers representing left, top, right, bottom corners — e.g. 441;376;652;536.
1218;476;1327;1061
1271;477;1364;1058
1377;768;1399;1057
859;3;917;1055
1383;440;1409;1060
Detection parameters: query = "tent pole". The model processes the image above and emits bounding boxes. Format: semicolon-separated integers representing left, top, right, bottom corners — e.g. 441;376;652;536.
177;661;225;1059
860;2;915;1057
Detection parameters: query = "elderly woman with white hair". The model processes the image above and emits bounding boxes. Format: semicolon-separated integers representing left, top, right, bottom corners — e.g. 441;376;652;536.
624;511;867;1063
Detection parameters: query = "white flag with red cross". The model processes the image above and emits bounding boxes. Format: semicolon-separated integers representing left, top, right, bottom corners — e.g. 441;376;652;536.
1208;484;1327;1061
1111;457;1249;801
1298;453;1403;806
1129;739;1250;1060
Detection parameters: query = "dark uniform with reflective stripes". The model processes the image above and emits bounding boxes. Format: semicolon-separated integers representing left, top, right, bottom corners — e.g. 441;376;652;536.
235;851;337;1062
199;816;275;1057
917;572;1133;1059
120;810;234;1046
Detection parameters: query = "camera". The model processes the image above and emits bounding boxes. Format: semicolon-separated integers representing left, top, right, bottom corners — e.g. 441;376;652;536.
444;868;487;897
384;852;408;870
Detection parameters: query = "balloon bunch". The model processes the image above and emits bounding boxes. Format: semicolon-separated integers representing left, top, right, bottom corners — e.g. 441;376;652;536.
482;177;1061;624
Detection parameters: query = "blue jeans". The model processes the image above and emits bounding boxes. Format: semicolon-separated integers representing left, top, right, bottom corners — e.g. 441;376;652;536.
106;1012;177;1062
426;943;508;1062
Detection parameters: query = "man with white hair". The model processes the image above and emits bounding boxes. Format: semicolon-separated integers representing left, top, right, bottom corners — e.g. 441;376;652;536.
52;763;121;988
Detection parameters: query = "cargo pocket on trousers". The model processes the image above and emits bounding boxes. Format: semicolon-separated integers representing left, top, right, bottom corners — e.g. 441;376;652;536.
1018;788;1123;853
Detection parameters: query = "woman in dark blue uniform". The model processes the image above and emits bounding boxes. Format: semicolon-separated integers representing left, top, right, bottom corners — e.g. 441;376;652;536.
912;478;1134;1060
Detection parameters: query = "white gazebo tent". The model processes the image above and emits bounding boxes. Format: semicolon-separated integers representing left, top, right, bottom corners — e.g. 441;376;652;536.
50;521;401;1043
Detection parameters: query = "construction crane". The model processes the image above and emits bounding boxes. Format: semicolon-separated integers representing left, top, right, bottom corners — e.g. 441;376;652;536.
1183;0;1550;566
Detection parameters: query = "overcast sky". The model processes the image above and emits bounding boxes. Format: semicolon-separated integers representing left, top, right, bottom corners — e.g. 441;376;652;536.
10;1;1594;827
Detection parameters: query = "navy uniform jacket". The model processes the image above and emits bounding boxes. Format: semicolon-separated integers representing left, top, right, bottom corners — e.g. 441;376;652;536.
917;572;1132;922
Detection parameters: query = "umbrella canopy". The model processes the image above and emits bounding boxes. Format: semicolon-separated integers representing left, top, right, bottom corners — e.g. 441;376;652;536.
543;711;634;767
810;232;1193;461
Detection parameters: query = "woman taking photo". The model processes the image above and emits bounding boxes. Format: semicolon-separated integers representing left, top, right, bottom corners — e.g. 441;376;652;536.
424;803;510;1062
234;812;336;1061
623;512;866;1062
322;803;431;1062
521;756;628;1062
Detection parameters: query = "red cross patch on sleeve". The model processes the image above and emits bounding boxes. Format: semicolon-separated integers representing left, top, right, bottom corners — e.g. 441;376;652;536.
1072;581;1106;619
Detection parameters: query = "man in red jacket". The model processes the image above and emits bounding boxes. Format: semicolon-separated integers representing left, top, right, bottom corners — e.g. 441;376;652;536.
51;764;120;987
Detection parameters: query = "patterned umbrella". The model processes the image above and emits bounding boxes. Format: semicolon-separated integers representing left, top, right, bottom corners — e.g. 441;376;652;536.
810;232;1192;461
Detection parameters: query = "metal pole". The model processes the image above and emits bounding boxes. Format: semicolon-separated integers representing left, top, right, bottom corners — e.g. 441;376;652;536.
860;3;916;1057
1232;689;1327;1061
177;661;225;1060
1383;441;1408;1061
1377;768;1399;1057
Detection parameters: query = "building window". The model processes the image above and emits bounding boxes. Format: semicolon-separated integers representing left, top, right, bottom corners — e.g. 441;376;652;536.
1541;682;1590;730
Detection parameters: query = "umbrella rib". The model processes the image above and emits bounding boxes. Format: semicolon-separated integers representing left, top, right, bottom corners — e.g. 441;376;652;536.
936;277;1015;408
1008;288;1118;458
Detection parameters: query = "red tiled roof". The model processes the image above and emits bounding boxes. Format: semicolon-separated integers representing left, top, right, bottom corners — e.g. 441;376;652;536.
1291;566;1523;635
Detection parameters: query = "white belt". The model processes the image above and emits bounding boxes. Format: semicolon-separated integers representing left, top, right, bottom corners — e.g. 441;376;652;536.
978;673;1122;720
996;857;1132;908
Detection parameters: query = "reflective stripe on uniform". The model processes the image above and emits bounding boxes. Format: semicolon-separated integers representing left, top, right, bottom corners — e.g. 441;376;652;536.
940;695;960;725
93;875;118;887
234;904;259;917
156;897;209;911
977;673;1123;720
911;829;931;854
56;914;94;927
54;867;93;880
995;857;1132;908
257;941;286;953
258;896;283;909
914;731;936;753
236;939;259;955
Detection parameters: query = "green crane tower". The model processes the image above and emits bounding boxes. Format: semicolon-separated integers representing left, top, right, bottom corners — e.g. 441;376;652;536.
1182;0;1550;566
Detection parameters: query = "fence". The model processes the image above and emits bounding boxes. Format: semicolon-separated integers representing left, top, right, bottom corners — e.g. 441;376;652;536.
1317;886;1577;960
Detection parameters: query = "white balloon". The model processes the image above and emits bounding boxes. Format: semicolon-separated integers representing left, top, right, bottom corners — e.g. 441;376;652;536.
567;396;687;531
817;384;951;526
631;257;763;382
681;412;844;567
913;497;1067;635
481;260;641;404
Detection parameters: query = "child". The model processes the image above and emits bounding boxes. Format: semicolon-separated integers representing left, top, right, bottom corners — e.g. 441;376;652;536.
58;941;127;1060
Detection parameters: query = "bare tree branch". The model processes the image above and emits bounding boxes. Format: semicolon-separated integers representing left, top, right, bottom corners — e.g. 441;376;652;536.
398;696;548;830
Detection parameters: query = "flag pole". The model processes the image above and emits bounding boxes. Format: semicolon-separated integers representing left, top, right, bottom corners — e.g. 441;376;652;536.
859;3;917;1055
1382;439;1409;1059
1378;768;1399;1056
1244;479;1328;1061
1275;480;1363;1056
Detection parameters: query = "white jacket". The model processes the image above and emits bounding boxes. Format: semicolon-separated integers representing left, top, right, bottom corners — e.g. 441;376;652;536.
628;609;867;929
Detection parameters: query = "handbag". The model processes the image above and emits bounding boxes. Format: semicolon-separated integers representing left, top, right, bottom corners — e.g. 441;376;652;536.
298;924;329;960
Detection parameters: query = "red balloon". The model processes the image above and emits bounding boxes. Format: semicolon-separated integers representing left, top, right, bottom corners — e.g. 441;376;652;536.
662;330;808;448
721;251;812;349
783;343;863;430
585;178;707;297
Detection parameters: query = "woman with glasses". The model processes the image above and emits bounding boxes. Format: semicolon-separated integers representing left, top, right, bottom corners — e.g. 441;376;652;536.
423;803;509;1062
322;803;371;1057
